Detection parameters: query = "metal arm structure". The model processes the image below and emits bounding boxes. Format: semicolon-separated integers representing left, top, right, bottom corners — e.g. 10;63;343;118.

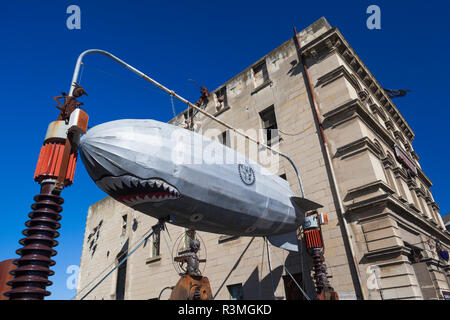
68;50;306;198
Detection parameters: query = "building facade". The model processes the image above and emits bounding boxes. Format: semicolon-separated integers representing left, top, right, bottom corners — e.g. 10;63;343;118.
76;18;450;300
443;214;450;232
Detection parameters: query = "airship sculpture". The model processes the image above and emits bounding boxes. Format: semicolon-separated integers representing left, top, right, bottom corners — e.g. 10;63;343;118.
78;119;322;251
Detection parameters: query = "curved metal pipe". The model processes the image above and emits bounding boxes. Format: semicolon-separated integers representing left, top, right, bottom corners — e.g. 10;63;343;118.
68;49;305;197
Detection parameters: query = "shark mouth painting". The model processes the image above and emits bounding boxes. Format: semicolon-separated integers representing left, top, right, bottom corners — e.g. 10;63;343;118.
96;175;181;206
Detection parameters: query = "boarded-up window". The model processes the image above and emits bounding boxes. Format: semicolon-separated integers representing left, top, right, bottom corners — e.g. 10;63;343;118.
115;242;128;300
219;130;230;147
121;215;127;236
253;61;269;88
152;231;160;257
259;105;279;146
215;86;227;111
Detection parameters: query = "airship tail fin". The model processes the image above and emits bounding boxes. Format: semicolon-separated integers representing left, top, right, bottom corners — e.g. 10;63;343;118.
290;197;323;213
267;232;299;252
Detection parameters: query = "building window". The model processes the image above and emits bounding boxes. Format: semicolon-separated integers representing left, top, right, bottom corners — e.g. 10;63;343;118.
219;130;230;147
227;283;243;300
259;106;279;146
152;231;161;258
115;247;128;300
253;61;269;88
121;215;128;236
215;86;227;112
282;273;305;300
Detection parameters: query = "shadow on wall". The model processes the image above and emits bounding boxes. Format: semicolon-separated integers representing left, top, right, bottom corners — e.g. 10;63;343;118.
243;266;283;300
213;237;255;299
287;60;302;77
213;237;316;300
285;251;316;300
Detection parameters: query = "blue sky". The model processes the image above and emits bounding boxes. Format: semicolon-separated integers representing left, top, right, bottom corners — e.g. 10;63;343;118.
1;0;449;299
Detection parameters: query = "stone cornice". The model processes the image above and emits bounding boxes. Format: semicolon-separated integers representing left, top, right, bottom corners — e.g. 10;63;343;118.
369;104;387;121
316;65;359;90
417;169;432;189
346;180;395;201
431;202;440;210
385;120;394;131
346;194;450;244
393;167;410;183
323;99;400;155
334;136;381;160
363;245;411;262
382;155;395;168
301;28;415;143
415;187;427;198
323;99;433;188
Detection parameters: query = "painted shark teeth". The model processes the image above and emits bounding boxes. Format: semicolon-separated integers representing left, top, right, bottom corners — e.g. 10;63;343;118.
122;176;133;188
97;175;181;206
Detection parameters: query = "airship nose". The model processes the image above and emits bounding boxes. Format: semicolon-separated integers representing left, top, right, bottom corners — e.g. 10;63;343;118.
79;129;127;182
79;134;111;182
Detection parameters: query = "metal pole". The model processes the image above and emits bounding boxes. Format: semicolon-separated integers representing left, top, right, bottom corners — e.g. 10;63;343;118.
68;50;305;198
265;237;276;299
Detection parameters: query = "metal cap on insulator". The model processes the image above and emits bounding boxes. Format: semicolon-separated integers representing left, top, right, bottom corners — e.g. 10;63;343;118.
44;121;69;144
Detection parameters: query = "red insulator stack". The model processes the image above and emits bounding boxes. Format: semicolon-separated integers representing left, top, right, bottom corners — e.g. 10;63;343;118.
34;142;77;186
303;212;338;300
0;259;15;300
5;183;63;300
5;108;88;300
304;229;323;249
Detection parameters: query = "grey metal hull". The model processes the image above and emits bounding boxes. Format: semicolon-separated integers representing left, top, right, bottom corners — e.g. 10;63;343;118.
79;119;305;238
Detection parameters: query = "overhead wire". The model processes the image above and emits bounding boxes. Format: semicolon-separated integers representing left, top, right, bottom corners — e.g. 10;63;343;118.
78;223;161;300
72;221;155;300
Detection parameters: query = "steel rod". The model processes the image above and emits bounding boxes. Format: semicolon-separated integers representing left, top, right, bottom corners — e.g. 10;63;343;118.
68;50;305;198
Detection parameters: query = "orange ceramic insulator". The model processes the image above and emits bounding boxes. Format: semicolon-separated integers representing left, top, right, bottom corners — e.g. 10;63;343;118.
33;142;77;186
304;229;323;249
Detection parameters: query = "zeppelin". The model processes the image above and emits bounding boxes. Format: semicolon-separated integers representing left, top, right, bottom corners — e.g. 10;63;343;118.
78;119;322;251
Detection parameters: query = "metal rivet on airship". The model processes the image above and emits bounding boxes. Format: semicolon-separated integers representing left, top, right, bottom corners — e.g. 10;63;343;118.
190;214;203;222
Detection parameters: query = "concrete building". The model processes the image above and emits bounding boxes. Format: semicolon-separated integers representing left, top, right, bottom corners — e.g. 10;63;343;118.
76;17;450;300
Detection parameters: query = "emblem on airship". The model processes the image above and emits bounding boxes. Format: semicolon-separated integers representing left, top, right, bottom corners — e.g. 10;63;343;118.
238;163;255;186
